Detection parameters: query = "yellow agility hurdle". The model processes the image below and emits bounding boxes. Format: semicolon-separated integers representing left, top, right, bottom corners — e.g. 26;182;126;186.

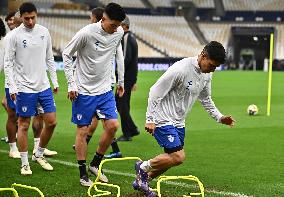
152;175;205;197
0;187;19;197
87;156;142;197
12;183;45;197
0;183;44;197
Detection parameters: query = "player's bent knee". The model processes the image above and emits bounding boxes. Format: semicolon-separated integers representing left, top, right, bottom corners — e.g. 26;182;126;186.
18;122;30;132
105;120;119;132
46;120;57;129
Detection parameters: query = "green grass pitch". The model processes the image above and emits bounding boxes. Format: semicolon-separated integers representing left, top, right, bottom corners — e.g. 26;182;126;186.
0;71;283;197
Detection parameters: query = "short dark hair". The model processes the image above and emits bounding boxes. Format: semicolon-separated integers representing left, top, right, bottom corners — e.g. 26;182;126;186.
19;2;37;15
203;41;226;64
91;7;104;21
0;18;6;39
104;3;125;22
5;11;16;22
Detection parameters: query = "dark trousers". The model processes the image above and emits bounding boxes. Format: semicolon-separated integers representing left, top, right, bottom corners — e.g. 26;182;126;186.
115;83;138;137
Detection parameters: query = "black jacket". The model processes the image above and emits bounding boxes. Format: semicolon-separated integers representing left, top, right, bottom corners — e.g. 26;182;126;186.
121;31;138;86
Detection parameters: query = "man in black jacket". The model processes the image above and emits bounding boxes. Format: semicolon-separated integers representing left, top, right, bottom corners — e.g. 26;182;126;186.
116;16;139;141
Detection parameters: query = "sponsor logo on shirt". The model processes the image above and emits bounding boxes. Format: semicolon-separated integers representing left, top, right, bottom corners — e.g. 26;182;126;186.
167;135;174;143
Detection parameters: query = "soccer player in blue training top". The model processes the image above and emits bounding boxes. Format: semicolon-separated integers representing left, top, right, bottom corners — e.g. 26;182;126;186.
132;41;235;196
63;3;125;187
4;2;59;175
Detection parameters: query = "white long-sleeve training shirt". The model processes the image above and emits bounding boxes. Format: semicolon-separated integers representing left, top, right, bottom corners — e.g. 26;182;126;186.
4;23;59;94
146;57;223;128
2;30;16;88
0;39;4;72
113;43;124;85
63;21;124;95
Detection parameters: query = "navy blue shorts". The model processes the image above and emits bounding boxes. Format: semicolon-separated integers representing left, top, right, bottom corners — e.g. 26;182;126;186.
72;91;117;126
154;125;185;151
16;88;56;117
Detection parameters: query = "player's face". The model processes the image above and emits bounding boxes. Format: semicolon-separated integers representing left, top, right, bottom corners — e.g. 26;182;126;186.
101;15;121;34
7;17;15;30
198;52;220;73
21;11;37;29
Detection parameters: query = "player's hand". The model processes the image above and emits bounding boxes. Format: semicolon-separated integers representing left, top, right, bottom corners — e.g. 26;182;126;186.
220;115;236;127
68;91;78;102
116;86;125;97
10;93;17;101
53;87;59;94
131;84;137;91
145;123;156;135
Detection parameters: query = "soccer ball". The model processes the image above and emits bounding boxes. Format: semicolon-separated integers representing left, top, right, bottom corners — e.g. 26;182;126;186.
247;104;258;115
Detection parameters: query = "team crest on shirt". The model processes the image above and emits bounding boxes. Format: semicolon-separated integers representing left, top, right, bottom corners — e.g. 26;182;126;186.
77;114;82;120
22;106;27;112
167;135;174;143
40;35;45;40
22;40;27;48
95;41;100;50
186;80;193;90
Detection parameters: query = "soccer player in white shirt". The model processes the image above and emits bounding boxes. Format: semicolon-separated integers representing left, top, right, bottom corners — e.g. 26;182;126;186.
133;41;236;196
72;7;123;159
4;2;59;175
63;3;125;186
2;11;57;159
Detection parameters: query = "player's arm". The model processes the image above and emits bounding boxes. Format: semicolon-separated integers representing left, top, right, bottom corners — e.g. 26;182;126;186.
46;30;59;93
0;44;4;72
198;75;235;127
145;66;181;134
115;42;124;97
62;30;87;101
4;33;17;100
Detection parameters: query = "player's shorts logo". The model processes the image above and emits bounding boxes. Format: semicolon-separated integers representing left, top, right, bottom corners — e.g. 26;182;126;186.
22;106;27;112
167;135;174;143
77;114;82;120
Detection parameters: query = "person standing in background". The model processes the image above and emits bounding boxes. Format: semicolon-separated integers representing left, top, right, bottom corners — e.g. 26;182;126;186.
116;16;139;142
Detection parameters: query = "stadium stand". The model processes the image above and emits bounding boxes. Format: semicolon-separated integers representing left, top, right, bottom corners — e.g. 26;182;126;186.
2;0;284;61
148;0;214;8
37;16;161;57
223;0;284;11
149;0;172;8
199;22;284;59
129;15;203;57
99;0;146;8
183;0;215;8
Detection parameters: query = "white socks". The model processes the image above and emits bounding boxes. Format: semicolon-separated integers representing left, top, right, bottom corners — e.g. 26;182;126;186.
140;160;153;172
20;152;29;167
35;147;45;158
34;138;40;150
9;142;18;152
